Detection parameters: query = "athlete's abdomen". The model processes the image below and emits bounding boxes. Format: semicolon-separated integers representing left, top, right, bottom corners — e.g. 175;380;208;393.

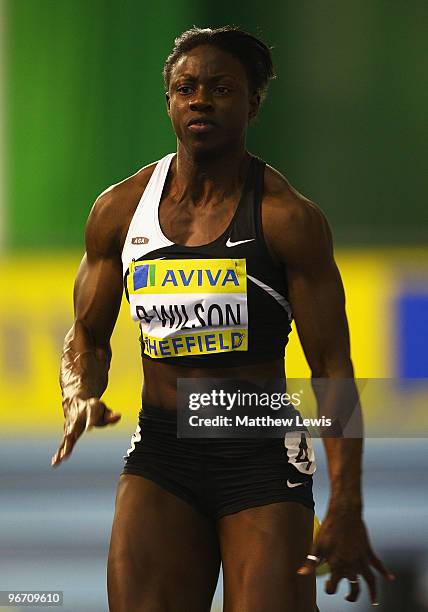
141;356;286;411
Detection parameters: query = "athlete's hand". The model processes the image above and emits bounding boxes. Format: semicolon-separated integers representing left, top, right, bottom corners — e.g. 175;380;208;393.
297;509;395;605
51;396;121;467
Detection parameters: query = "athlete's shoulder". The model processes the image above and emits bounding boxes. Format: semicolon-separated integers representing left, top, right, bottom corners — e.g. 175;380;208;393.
261;162;333;264
86;158;164;255
263;162;327;230
92;159;159;222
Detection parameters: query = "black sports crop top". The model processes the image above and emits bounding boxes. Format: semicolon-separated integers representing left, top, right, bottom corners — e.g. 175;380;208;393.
121;153;292;367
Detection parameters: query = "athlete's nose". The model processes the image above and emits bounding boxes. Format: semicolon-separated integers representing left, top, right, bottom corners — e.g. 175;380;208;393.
189;86;213;111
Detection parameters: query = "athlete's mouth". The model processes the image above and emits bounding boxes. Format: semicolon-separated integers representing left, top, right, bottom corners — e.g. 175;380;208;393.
188;118;216;133
188;117;216;126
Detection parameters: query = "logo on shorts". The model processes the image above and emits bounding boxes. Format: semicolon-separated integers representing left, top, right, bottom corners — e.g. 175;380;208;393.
132;236;149;245
286;479;308;488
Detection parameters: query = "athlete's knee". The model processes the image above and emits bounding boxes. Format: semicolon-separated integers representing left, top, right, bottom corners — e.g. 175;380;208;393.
224;562;316;612
107;551;164;612
107;532;151;581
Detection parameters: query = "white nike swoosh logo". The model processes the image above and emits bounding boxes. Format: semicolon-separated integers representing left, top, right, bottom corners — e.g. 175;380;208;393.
286;480;304;488
226;238;255;247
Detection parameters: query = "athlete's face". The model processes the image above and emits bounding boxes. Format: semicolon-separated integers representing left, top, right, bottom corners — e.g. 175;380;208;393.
166;45;260;157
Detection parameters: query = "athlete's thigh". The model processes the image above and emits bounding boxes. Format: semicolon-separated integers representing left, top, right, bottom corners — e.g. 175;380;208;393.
218;501;316;612
108;474;221;612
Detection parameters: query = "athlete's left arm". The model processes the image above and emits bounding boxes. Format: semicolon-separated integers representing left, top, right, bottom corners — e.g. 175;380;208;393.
264;192;395;604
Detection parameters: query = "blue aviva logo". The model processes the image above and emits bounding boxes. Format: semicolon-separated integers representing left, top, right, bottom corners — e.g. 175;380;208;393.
134;264;156;289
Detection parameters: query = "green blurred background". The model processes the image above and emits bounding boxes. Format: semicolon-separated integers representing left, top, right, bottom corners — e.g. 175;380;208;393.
4;0;427;250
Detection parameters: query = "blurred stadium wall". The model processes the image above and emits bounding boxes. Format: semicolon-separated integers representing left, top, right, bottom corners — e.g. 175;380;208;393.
1;1;427;432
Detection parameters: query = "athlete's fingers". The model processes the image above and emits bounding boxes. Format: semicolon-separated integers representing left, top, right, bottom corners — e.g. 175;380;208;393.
51;439;66;466
60;420;84;459
52;413;86;465
98;407;122;426
345;576;361;602
361;565;379;606
297;543;323;575
51;431;74;466
325;571;342;595
84;399;105;431
84;399;121;431
59;432;76;460
369;549;396;581
51;426;72;465
52;399;121;465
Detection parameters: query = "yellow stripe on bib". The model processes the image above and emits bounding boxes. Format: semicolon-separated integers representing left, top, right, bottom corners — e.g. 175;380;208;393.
142;328;248;358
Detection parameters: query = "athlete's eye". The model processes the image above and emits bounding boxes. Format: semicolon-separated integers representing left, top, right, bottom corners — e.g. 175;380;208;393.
214;86;230;95
177;85;194;95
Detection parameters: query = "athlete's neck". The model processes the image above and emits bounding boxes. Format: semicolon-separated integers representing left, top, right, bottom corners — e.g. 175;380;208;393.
173;145;251;208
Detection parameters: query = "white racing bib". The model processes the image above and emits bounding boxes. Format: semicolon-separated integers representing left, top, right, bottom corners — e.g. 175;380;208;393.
126;258;248;358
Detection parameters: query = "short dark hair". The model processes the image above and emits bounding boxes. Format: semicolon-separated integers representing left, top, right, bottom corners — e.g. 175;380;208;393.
163;26;275;102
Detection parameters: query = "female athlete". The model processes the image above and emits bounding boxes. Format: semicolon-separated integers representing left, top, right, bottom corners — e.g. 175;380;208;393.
51;26;394;611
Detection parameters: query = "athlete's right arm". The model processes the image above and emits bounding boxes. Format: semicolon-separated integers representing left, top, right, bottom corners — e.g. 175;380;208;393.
51;191;124;467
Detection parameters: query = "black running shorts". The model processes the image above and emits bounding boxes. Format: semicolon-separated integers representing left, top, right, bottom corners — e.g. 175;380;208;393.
122;404;315;519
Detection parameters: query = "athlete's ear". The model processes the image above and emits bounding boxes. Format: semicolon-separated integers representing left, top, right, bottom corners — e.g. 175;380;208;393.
248;91;261;123
165;92;171;116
